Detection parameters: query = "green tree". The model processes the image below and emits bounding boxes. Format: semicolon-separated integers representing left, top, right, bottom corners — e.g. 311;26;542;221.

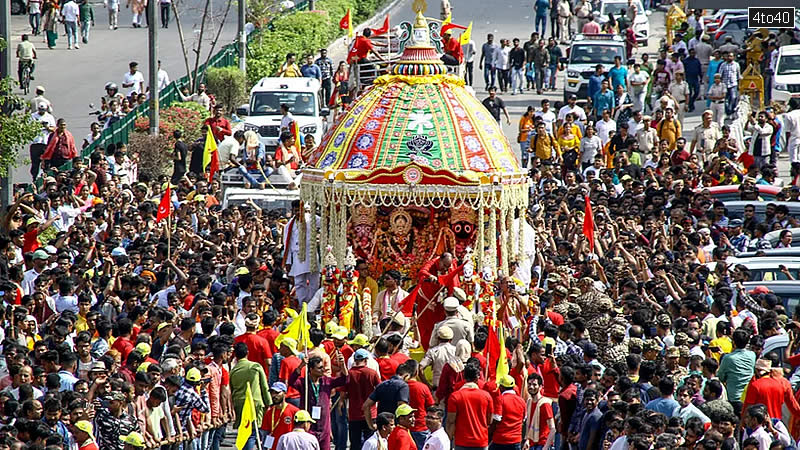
205;66;248;114
0;38;41;177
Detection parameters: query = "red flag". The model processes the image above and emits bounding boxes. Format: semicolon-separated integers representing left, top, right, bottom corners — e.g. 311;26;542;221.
398;284;421;316
290;120;303;155
156;186;171;222
207;150;219;183
484;324;500;380
583;195;595;252
441;22;468;35
372;15;389;36
339;9;351;31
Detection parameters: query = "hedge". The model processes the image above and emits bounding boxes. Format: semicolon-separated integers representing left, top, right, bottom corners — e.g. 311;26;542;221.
247;0;385;85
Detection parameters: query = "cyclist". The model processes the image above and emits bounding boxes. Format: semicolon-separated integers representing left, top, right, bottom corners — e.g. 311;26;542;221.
16;34;37;86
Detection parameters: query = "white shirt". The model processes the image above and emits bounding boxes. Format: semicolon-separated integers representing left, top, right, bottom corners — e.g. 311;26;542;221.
535;110;557;135
784;110;800;163
157;69;170;91
22;268;41;295
362;432;387;450
628;71;649;95
558;104;586;123
122;70;145;95
498;47;511;70
53;294;78;313
280;113;294;131
423;428;449;450
464;40;476;63
61;1;79;21
31;111;55;145
596;118;616;145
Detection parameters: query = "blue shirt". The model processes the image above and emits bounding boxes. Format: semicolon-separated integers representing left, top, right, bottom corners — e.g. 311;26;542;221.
58;369;79;392
593;90;615;114
645;397;681;418
683;56;702;82
707;59;722;81
608;66;628;91
300;63;322;80
535;0;549;16
588;74;605;100
578;407;603;450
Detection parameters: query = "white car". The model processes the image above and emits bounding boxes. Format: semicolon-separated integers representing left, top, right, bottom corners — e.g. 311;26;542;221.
771;44;800;104
236;77;329;151
562;34;626;102
596;0;651;46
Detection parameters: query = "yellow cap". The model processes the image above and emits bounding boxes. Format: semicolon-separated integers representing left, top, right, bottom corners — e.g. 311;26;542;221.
348;334;369;347
135;342;151;356
395;404;416;417
136;362;151;373
235;267;250;276
280;337;299;355
185;367;202;382
294;410;316;423
325;321;338;336
331;326;348;341
498;374;516;388
157;322;171;332
120;432;146;448
74;420;93;436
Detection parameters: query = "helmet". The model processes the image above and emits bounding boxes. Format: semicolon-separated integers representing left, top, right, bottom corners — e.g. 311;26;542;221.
104;82;118;91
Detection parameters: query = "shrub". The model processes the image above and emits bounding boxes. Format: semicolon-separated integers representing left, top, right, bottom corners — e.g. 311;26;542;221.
205;67;248;114
131;104;209;178
128;133;174;181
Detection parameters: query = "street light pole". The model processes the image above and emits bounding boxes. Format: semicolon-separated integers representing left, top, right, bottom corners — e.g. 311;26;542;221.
148;1;159;135
0;0;14;211
238;0;246;75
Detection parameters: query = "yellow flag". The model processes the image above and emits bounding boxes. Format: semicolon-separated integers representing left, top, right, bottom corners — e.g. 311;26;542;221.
202;126;217;169
460;21;473;46
235;383;256;450
496;325;509;380
274;303;313;351
348;8;354;39
443;11;452;25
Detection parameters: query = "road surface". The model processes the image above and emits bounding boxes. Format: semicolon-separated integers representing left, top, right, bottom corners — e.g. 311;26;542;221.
8;0;236;184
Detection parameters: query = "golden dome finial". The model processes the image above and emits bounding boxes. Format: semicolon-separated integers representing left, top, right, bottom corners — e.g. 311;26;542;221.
412;0;426;13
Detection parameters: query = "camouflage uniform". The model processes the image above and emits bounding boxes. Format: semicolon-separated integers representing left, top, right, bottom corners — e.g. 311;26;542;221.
665;346;689;386
578;290;613;354
604;325;629;367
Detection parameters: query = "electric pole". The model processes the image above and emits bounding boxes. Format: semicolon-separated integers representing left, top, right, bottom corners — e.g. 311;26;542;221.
238;0;246;75
0;0;14;211
148;1;159;135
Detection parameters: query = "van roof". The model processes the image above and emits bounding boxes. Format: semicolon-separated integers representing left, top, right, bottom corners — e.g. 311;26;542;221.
251;77;321;92
780;44;800;56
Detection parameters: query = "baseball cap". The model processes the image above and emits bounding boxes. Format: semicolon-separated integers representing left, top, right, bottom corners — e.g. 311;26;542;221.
32;249;49;260
443;297;459;312
74;420;94;437
325;322;338;336
729;218;743;227
269;382;288;393
749;285;770;295
90;361;107;372
136;362;151;372
354;349;370;360
294;410;316;423
135;342;151;356
109;392;127;402
119;432;146;448
395;404;416;417
349;334;370;347
44;245;57;255
185;367;202;383
437;326;454;340
331;326;348;341
498;374;516;388
235;267;249;276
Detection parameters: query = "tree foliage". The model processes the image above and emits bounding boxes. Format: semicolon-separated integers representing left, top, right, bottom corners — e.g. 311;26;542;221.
205;67;248;114
0;77;42;177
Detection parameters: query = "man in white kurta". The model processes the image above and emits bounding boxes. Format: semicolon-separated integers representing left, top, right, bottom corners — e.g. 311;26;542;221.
282;201;320;305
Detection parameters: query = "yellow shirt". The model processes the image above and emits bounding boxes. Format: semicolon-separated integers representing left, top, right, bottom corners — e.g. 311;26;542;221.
279;63;302;77
709;336;732;361
657;118;682;149
75;314;89;334
533;132;561;160
558;135;580;152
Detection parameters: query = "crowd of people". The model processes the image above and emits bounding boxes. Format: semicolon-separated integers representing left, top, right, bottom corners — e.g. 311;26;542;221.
8;1;800;450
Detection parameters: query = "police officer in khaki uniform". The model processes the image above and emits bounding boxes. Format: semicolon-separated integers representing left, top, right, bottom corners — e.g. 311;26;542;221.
429;297;474;348
420;326;457;390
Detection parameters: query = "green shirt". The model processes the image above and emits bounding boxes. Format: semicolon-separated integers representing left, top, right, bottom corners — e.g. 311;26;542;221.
229;358;272;428
79;2;93;22
717;348;756;402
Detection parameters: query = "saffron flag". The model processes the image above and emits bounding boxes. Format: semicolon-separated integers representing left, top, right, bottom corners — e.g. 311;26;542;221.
460;21;473;45
339;8;353;38
442;11;451;25
235;383;256;450
483;322;500;379
372;14;390;36
441;22;467;35
156;186;171;222
583;195;595;252
274;303;313;351
202;126;219;183
398;284;421;316
290;120;303;155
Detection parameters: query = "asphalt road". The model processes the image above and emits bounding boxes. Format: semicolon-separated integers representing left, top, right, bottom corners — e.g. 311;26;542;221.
8;0;237;184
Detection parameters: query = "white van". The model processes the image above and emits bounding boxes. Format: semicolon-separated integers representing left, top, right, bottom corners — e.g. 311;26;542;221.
771;44;800;104
236;77;329;151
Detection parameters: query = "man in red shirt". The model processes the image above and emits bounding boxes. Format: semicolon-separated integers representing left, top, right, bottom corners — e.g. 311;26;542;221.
742;358;800;420
375;338;400;381
346;349;381;450
388;404;417;450
257;309;280;355
234;313;273;374
403;360;435;449
277;338;304;407
72;420;99;450
261;382;299;450
347;29;386;64
111;318;135;362
524;373;555;450
491;375;526;450
446;363;493;449
441;30;463;65
557;366;578;443
203;104;232;142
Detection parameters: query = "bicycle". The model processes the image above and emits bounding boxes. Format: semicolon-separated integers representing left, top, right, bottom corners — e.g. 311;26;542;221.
19;60;32;95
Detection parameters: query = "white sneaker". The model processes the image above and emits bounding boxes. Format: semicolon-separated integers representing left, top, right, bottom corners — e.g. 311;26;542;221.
109;25;113;29
67;45;72;49
74;44;80;49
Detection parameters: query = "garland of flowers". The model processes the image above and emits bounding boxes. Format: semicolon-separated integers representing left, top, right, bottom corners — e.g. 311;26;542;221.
320;195;329;265
499;207;508;277
338;200;349;270
477;205;485;274
309;198;318;273
360;287;373;338
321;270;340;325
299;202;306;264
506;208;514;274
489;208;497;275
517;207;525;263
478;278;496;326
